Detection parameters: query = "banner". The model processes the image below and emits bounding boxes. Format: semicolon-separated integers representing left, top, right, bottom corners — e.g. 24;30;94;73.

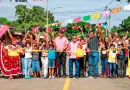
0;24;10;38
32;26;40;33
112;7;122;14
102;10;110;17
74;17;81;23
124;4;130;11
92;12;100;19
83;15;90;21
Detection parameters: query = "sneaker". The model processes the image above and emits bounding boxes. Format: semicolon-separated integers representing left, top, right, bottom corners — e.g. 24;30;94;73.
85;73;88;77
75;76;79;79
25;76;28;79
62;75;67;78
57;75;61;78
88;76;93;78
33;76;37;79
44;76;48;79
27;76;31;79
49;76;52;79
52;76;55;79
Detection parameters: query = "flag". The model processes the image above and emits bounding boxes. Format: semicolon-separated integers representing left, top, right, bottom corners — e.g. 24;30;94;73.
112;7;122;14
65;19;73;23
83;15;90;21
32;26;40;33
47;28;52;32
74;17;81;23
92;13;100;19
73;26;79;30
61;27;67;31
102;22;107;26
86;24;90;29
124;4;130;11
96;23;102;27
33;0;43;2
102;10;110;17
0;24;10;38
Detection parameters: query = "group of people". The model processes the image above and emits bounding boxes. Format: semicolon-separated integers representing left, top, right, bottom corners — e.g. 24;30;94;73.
0;27;130;79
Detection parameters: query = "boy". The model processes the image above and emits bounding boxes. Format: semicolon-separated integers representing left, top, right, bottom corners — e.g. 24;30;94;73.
117;44;125;78
32;44;41;78
48;44;56;79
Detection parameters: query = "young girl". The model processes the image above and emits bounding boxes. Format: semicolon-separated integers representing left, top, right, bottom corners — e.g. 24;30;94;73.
48;44;56;79
108;44;118;78
32;44;41;78
100;43;108;78
24;42;32;79
39;40;48;79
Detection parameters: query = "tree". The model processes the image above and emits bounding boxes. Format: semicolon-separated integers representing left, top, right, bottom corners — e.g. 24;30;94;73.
12;5;55;30
0;17;12;25
117;0;130;3
111;16;130;36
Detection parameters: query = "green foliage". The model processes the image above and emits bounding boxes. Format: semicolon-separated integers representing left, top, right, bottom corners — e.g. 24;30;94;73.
117;0;130;3
0;5;55;30
0;17;11;25
111;16;130;36
64;21;106;38
13;5;55;30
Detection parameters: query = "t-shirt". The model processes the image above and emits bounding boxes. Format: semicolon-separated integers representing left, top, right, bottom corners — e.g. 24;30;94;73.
88;36;98;51
25;47;32;59
100;49;107;58
48;49;56;59
32;52;39;60
82;44;86;55
108;50;117;63
117;49;125;60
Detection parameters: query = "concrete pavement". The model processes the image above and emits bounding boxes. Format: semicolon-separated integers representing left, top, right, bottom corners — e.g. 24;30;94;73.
0;77;130;90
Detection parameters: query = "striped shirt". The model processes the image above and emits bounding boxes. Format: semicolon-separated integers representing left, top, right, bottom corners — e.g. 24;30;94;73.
88;36;99;51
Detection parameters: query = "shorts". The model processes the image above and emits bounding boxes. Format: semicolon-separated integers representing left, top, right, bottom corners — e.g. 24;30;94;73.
32;60;40;72
48;59;55;68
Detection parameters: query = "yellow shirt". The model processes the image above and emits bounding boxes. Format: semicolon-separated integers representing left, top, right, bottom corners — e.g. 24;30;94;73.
6;45;22;57
108;50;117;63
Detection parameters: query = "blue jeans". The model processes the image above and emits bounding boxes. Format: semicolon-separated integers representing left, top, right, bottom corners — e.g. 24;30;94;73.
32;60;40;72
21;57;25;75
88;52;99;76
109;63;116;75
101;58;108;75
24;58;32;77
69;59;79;77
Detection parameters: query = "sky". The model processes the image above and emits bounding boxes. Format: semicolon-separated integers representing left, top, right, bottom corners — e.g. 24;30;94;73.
0;0;130;29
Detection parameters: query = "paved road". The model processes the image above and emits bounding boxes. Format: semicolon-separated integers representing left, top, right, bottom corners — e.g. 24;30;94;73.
0;77;130;90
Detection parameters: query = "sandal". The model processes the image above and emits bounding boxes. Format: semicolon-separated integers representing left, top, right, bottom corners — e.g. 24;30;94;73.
8;76;13;80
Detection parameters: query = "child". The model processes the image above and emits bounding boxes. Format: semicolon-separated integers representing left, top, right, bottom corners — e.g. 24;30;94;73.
39;40;48;79
32;44;41;78
108;44;118;78
48;44;56;79
100;43;108;78
79;38;87;78
117;44;125;78
24;42;32;79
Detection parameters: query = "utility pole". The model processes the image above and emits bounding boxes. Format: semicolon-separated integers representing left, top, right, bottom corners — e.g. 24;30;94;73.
108;8;111;33
105;6;108;36
46;0;48;32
